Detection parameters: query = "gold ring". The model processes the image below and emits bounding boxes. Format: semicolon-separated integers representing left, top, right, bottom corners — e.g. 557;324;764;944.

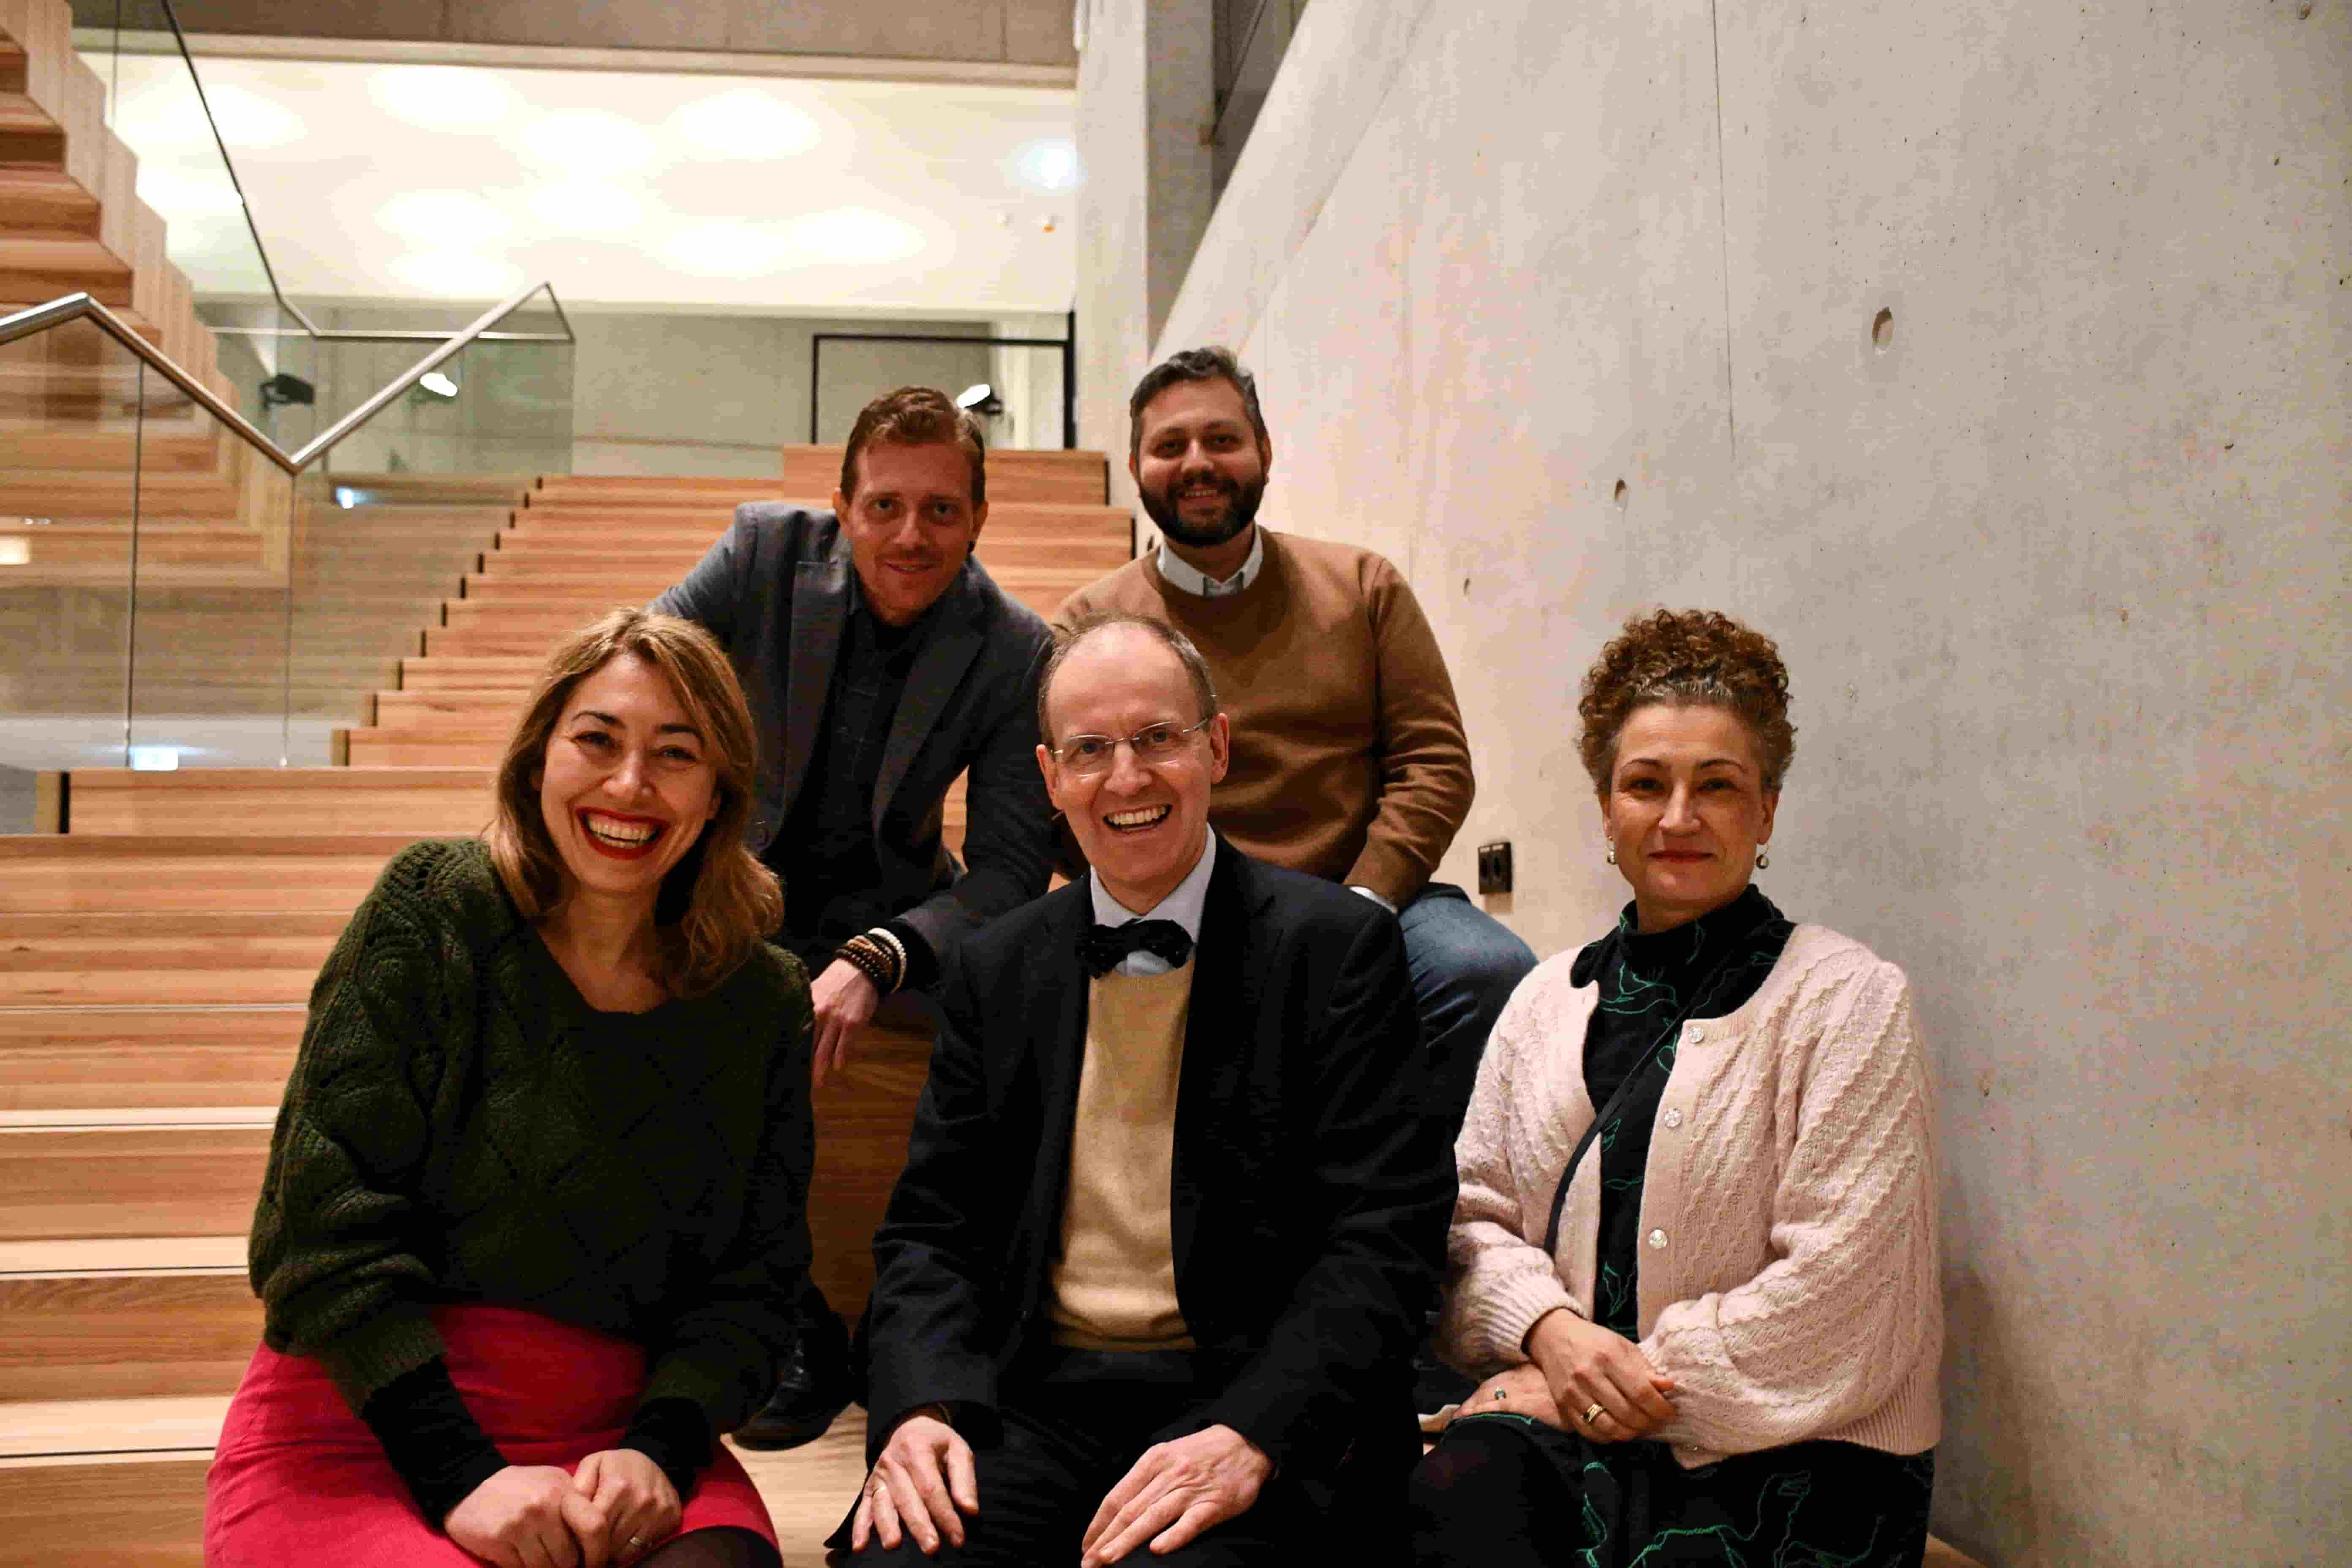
1492;1388;1506;1401
627;1538;647;1551
1582;1402;1606;1426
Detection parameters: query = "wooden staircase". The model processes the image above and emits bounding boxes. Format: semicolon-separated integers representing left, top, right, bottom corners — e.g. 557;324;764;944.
0;450;1126;1561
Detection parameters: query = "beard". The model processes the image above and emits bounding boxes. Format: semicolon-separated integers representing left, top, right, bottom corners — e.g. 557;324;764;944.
1139;470;1265;549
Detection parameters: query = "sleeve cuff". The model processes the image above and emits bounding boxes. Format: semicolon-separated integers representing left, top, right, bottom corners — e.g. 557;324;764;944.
1346;885;1399;915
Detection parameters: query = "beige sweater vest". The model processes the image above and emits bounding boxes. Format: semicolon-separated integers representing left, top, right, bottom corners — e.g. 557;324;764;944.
1047;962;1197;1351
1439;925;1943;1468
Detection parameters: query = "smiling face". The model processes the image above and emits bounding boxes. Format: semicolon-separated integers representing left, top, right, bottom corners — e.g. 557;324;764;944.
834;439;988;626
1601;702;1780;933
536;652;721;914
1129;377;1270;554
1037;623;1231;913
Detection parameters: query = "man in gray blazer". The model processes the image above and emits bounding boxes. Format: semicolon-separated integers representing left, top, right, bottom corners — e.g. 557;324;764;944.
652;385;1056;1446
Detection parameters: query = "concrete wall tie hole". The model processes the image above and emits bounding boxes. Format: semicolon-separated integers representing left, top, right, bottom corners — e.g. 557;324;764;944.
1872;308;1895;351
1613;479;1629;510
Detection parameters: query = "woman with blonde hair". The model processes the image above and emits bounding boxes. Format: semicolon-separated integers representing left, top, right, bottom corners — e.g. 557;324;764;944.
1410;609;1942;1567
207;609;812;1568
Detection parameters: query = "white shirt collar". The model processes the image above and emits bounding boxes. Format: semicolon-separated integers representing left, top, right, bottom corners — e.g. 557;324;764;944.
1087;833;1216;976
1155;528;1264;599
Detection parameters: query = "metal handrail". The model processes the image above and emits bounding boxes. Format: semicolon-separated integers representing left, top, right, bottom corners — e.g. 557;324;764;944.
0;283;572;476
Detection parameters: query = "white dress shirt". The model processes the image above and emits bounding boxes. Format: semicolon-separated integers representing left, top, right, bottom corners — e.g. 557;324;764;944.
1155;528;1265;599
1088;834;1217;976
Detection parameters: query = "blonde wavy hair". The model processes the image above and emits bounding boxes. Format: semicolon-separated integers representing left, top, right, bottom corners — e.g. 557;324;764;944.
485;608;781;998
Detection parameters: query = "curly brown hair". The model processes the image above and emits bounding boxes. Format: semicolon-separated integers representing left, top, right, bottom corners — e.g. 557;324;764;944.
485;607;782;999
1576;609;1796;793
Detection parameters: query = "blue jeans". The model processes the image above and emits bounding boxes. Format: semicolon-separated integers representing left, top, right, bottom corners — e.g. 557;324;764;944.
1398;882;1539;1134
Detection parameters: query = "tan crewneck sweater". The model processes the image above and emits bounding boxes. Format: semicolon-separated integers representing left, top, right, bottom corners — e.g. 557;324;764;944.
1054;529;1473;906
1048;961;1197;1350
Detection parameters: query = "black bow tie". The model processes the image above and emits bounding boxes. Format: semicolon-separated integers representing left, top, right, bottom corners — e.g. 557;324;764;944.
1080;919;1195;977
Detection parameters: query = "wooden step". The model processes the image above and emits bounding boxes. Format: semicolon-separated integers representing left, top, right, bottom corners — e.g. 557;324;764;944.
0;1451;212;1565
0;90;63;166
0;1009;302;1113
538;451;1108;508
0;1123;270;1240
480;533;1132;574
0;235;131;307
0;523;262;571
0;912;344;1008
338;727;523;768
0;35;27;95
0;835;421;913
397;654;545;692
65;768;493;836
0;166;94;235
0;1247;258;1402
370;691;522;732
506;500;1128;539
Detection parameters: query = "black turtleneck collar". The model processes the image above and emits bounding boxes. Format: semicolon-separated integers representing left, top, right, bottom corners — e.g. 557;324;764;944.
1571;883;1780;989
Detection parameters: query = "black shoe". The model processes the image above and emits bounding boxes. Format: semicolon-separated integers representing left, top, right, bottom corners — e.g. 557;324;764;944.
732;1318;855;1451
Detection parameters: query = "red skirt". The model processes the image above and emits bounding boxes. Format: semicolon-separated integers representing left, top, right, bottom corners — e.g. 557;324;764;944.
205;1304;776;1566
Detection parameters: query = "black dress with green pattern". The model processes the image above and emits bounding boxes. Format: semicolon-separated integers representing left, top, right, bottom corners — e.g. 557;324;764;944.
1415;887;1935;1568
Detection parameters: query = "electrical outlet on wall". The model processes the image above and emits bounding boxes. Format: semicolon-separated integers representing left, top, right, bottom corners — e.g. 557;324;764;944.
1476;841;1513;896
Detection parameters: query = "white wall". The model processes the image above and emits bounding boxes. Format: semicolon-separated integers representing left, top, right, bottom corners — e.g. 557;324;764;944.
1144;0;2350;1561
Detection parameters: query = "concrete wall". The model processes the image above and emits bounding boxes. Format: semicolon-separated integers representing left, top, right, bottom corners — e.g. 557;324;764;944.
1072;0;1214;512
1145;0;2350;1562
96;0;1076;68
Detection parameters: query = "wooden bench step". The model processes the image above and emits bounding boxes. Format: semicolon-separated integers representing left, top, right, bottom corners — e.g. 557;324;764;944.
539;451;1107;508
0;1124;269;1240
0;1010;302;1113
0;913;343;1007
0;836;419;913
66;768;493;836
398;654;546;691
0;167;96;236
0;1263;257;1402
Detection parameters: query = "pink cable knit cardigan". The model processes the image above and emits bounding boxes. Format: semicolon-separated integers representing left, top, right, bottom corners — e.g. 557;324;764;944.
1437;923;1942;1470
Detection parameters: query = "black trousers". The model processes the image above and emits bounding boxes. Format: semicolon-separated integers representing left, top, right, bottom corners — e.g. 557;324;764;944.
829;1350;1346;1568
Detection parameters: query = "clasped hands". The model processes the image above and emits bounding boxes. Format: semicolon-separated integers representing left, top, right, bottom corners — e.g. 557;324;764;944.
444;1450;680;1568
1464;1307;1677;1444
851;1408;1273;1564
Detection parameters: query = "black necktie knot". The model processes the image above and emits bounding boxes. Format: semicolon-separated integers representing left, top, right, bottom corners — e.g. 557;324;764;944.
1080;919;1194;977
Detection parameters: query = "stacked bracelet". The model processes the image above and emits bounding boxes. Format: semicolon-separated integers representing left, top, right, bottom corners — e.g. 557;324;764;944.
834;931;903;994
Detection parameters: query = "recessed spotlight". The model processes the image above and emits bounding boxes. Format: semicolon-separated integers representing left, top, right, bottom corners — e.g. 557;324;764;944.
367;65;519;133
1007;138;1079;193
521;110;657;174
675;88;819;160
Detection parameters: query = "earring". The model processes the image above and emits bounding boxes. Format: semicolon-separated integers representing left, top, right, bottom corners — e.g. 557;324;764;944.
1604;845;1617;865
1755;847;1771;870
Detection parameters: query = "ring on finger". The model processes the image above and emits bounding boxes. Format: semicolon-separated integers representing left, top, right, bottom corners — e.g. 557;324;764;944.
1583;1402;1606;1426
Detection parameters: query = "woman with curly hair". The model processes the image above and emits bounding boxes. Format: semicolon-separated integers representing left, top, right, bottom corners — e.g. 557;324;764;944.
207;609;814;1568
1409;609;1941;1568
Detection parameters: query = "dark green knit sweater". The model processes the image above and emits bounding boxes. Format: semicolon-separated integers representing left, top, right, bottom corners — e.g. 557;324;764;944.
249;837;816;1438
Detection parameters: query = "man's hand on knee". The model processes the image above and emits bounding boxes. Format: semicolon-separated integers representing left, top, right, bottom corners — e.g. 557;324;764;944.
1078;1424;1271;1566
851;1407;975;1556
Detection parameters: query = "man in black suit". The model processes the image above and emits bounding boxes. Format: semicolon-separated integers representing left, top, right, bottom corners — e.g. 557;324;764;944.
653;387;1055;1448
836;612;1455;1565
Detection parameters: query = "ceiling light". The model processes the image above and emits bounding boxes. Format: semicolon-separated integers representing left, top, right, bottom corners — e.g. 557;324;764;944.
367;65;519;133
1008;138;1079;193
520;109;658;174
376;189;514;244
674;88;820;160
525;180;648;236
387;249;526;298
418;371;459;398
783;207;923;265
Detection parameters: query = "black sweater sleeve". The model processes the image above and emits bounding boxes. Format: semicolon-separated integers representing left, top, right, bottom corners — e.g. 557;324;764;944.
359;1357;509;1527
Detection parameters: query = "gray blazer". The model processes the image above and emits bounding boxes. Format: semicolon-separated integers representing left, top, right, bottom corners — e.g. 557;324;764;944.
651;504;1056;966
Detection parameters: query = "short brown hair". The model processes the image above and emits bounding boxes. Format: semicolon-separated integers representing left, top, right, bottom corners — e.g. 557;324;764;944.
485;608;782;998
1127;346;1269;460
839;386;987;506
1038;610;1220;747
1576;609;1797;793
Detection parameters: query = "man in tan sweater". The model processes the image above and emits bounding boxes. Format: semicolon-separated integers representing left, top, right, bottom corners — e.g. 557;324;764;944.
1056;347;1535;1125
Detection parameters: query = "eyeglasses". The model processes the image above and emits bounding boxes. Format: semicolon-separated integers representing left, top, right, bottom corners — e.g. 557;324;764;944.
1050;716;1214;776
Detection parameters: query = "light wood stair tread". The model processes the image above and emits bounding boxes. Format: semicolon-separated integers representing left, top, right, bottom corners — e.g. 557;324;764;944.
0;1236;246;1277
0;1396;225;1459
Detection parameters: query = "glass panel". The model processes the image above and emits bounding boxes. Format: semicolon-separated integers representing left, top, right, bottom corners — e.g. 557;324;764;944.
122;344;292;768
812;331;1068;448
287;294;574;763
0;317;142;776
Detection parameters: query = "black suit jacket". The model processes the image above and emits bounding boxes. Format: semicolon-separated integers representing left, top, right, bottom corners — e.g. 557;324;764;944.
651;504;1055;962
864;838;1455;1493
